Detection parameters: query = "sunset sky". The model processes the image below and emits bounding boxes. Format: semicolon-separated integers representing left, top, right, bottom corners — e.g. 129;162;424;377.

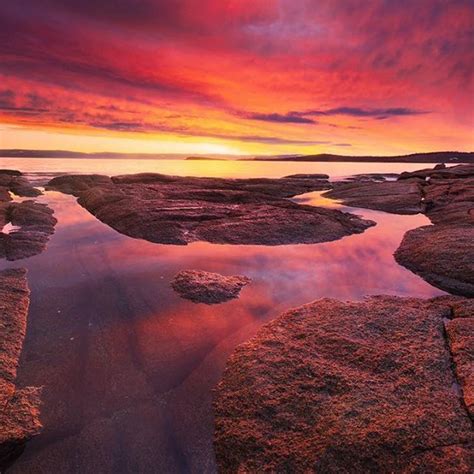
0;0;473;156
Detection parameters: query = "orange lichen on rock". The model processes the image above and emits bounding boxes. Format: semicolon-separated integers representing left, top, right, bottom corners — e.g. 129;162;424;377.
214;296;474;472
0;269;42;470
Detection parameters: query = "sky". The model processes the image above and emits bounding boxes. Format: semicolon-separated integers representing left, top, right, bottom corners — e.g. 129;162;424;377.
0;0;473;156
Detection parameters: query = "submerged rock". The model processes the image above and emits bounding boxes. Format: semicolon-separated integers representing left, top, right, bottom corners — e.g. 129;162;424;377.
0;269;41;471
47;173;375;246
214;296;474;473
171;270;251;304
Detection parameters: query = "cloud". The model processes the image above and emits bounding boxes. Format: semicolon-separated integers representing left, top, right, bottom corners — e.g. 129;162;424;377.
305;107;428;120
243;106;426;125
0;0;472;151
246;112;315;124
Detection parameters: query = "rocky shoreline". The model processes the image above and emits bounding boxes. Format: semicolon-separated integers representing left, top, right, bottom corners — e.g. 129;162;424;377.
0;163;472;471
0;269;41;471
0;170;56;261
47;172;375;246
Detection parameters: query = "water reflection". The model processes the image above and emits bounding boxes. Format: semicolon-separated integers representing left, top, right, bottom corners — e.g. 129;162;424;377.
2;189;443;473
0;157;435;180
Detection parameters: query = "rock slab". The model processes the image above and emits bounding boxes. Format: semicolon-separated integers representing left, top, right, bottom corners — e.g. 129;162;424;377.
0;269;41;471
0;201;57;261
171;270;251;304
214;296;473;473
47;173;375;246
394;164;474;297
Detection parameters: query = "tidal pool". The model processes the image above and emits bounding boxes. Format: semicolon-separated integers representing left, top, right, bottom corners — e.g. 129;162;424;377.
0;167;443;473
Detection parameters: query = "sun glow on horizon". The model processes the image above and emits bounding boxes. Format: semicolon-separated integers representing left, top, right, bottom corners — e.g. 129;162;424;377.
0;1;472;155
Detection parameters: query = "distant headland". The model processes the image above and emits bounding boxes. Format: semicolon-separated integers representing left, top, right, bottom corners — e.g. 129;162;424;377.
0;149;472;163
248;151;474;164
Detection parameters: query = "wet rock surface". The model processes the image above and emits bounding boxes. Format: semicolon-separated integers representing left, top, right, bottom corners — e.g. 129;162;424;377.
0;269;41;471
320;164;474;296
171;270;251;304
322;180;424;214
47;173;376;246
214;296;474;473
395;225;474;297
394;164;474;296
0;200;57;261
0;170;42;200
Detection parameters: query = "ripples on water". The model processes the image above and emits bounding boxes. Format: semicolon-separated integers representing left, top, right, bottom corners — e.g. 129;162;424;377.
0;159;444;473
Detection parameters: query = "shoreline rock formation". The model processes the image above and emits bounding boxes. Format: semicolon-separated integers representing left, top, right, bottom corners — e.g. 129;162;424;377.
47;173;375;246
171;270;251;304
0;170;42;200
0;269;42;471
214;296;473;473
323;180;424;214
0;170;57;261
322;164;474;297
394;164;474;297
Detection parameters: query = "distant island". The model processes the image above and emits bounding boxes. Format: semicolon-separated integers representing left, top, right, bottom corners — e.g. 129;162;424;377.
249;151;473;164
0;149;472;164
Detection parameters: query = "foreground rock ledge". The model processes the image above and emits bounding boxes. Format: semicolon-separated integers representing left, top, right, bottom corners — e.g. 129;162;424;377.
395;225;474;297
47;173;375;246
0;269;41;471
214;296;473;473
171;270;251;304
0;170;57;261
0;200;57;261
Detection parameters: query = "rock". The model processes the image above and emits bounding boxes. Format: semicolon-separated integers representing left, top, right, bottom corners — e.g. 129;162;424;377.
214;296;474;473
395;225;474;297
0;170;22;176
0;171;42;199
283;173;329;180
48;173;375;246
324;164;474;297
398;163;474;181
423;177;474;225
322;180;424;214
0;269;41;471
445;301;474;417
391;165;474;297
171;270;251;304
343;173;400;183
46;174;113;195
0;201;57;260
